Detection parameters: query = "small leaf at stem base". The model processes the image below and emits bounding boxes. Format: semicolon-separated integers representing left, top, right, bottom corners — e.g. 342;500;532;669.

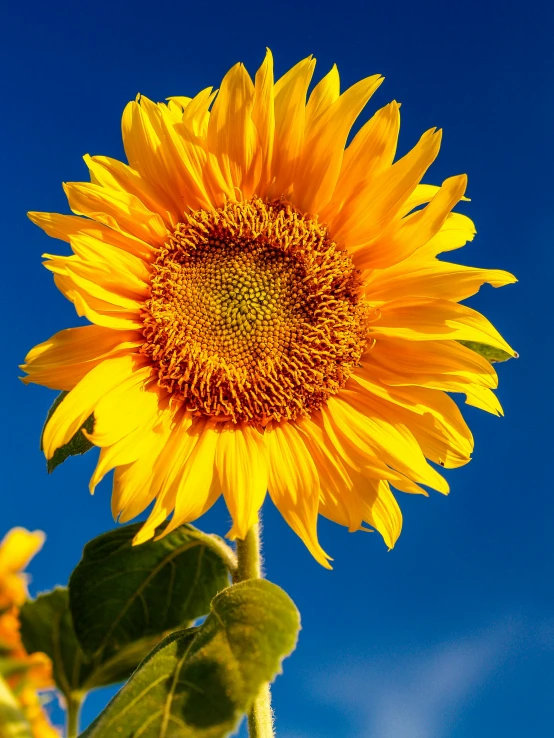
80;579;300;738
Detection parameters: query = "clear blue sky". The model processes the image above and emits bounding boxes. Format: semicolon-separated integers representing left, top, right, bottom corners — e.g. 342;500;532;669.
2;0;553;735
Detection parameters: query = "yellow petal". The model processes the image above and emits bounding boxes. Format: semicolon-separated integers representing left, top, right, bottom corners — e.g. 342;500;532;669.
181;87;217;136
325;394;449;493
166;95;192;111
45;258;145;311
154;98;221;210
85;369;160;448
70;231;151;285
121;97;192;216
315;404;424;497
111;421;172;525
348;475;402;549
351;373;474;468
21;325;141;391
208;63;260;199
304;64;340;135
90;414;167;496
63;182;168;246
419;211;476;257
352;174;468;270
42;354;148;460
215;423;268;539
364;336;498;388
365;255;517;303
84;154;176;225
293;74;383;213
323;101;400;222
130;409;196;542
296;417;364;532
332;128;442;248
266;420;331;568
89;399;172;499
374;297;517;356
158;419;221;538
28;211;155;262
252;49;275;196
269;56;316;197
53;274;142;330
0;529;45;577
462;385;504;416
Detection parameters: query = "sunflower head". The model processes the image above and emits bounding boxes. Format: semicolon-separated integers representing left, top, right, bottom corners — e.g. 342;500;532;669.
22;51;516;567
142;196;370;423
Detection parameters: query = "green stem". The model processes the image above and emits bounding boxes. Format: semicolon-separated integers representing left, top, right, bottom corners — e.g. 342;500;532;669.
235;522;262;582
247;683;273;738
235;522;274;738
66;693;83;738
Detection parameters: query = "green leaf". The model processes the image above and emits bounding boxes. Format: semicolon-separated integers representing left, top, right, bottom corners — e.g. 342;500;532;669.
19;588;158;697
40;391;95;473
0;675;33;738
82;634;168;690
80;579;300;738
69;523;233;662
458;340;516;363
19;588;94;700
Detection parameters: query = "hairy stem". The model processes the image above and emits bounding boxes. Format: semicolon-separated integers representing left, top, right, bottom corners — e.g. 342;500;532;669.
235;522;274;738
235;522;262;582
247;683;273;738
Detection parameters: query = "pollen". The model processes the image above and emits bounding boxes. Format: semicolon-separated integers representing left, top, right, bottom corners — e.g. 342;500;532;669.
141;197;370;423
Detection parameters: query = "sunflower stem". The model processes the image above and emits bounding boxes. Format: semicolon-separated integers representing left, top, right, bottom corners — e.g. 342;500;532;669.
235;522;274;738
235;522;262;582
247;683;274;738
66;693;83;738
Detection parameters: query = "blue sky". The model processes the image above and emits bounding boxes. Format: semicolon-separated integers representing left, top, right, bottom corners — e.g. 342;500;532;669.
2;0;553;735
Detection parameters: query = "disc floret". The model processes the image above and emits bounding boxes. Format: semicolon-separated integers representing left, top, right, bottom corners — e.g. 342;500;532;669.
141;198;370;423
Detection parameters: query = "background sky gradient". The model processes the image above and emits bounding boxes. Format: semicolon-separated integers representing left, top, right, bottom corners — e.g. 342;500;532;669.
2;0;553;735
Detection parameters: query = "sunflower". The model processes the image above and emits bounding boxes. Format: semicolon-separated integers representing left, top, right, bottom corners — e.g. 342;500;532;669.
0;528;60;738
0;528;45;609
22;52;516;567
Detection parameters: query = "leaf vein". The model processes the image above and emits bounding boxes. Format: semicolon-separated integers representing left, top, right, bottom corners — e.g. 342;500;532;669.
159;634;198;738
98;675;168;731
93;541;203;653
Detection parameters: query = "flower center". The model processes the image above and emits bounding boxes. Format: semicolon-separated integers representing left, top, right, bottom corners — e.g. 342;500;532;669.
141;198;370;423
